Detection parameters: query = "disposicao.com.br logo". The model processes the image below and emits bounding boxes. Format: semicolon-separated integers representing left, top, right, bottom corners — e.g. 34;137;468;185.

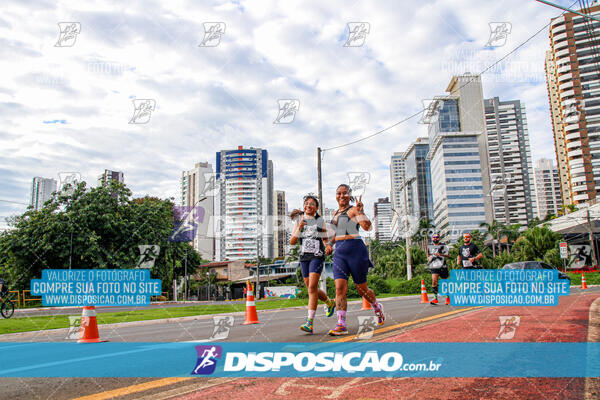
192;349;442;375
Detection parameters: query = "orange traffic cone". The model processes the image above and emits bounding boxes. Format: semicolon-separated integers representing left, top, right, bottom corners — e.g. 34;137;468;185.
243;281;260;324
361;297;372;310
420;280;429;303
582;274;589;290
78;306;105;343
445;296;451;305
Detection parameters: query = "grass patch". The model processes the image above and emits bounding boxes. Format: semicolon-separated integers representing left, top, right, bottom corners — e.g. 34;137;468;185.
567;272;600;286
0;298;309;335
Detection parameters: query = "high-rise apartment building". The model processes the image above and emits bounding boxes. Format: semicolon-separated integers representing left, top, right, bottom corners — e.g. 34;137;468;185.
215;146;274;261
546;3;600;204
98;170;124;185
484;97;536;225
534;158;563;219
181;162;215;260
425;74;492;240
390;152;405;214
403;137;434;222
30;177;57;210
373;197;393;242
273;190;287;259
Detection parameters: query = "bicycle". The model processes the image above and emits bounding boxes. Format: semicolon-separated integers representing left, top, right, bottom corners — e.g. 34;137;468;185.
1;291;15;319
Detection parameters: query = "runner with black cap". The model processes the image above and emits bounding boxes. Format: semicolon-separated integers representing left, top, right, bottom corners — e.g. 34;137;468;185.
427;233;449;305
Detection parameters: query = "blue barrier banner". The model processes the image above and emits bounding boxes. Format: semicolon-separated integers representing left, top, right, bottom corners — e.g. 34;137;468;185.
0;342;597;378
438;269;570;306
30;269;162;306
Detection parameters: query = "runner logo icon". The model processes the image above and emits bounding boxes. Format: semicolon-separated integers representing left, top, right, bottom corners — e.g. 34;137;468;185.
192;345;222;375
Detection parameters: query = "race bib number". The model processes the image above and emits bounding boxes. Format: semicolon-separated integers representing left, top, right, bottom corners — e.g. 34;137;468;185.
301;239;320;255
462;259;473;267
431;259;442;268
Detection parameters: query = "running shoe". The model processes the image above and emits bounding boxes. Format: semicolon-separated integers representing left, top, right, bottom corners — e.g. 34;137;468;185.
430;298;439;305
375;303;385;326
324;301;336;318
328;323;348;336
300;318;313;333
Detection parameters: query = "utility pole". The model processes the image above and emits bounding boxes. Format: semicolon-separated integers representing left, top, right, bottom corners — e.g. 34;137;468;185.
587;208;597;267
184;251;188;301
317;147;326;292
256;218;261;300
317;147;323;216
69;231;73;270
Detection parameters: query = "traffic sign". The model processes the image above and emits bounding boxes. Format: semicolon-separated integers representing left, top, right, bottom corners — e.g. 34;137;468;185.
560;242;568;259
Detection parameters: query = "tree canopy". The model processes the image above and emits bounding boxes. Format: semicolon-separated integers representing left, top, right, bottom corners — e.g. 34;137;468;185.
0;180;204;292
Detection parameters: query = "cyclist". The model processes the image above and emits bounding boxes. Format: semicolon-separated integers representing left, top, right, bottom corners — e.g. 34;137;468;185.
290;194;336;334
427;233;450;305
0;277;6;297
457;232;483;269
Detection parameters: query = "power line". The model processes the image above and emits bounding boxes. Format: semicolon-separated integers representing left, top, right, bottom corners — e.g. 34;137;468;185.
322;1;579;153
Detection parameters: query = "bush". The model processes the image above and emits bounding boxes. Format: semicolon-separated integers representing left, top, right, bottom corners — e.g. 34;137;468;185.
390;274;432;295
296;285;308;299
367;275;390;294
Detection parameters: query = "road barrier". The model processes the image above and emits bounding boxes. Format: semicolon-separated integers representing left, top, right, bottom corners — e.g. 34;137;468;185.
7;291;20;308
21;290;41;307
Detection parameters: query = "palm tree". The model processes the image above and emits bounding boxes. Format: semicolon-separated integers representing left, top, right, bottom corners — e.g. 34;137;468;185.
512;226;562;261
411;218;434;251
480;220;504;258
504;223;521;255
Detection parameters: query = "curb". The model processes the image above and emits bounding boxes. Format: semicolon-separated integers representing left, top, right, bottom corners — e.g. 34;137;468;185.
0;296;412;340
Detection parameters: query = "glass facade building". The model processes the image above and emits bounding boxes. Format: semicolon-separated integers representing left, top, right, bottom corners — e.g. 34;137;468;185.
426;75;491;241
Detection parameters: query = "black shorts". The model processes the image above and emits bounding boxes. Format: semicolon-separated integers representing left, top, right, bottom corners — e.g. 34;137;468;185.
430;268;449;279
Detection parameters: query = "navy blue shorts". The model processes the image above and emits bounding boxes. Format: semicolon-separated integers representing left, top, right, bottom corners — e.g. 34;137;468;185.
332;238;373;284
300;258;324;278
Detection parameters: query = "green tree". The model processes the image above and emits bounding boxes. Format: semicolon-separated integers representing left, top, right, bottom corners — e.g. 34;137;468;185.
0;180;204;293
512;226;562;261
479;220;505;258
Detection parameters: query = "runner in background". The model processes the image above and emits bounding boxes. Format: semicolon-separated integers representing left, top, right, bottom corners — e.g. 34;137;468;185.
290;194;335;334
427;233;449;305
328;184;384;336
457;233;483;269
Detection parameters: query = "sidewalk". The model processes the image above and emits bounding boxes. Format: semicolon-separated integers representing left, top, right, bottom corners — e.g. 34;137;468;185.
176;292;600;400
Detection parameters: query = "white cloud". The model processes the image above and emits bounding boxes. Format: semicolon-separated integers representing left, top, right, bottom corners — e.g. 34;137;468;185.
0;0;573;231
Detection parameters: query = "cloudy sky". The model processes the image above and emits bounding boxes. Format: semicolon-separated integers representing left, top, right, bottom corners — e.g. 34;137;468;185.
0;0;576;229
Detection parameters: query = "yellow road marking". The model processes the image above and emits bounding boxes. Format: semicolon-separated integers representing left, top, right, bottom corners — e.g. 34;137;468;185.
329;307;481;342
77;306;481;399
74;377;192;400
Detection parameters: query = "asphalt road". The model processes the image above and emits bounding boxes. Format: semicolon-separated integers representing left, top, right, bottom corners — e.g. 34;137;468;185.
1;287;597;400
